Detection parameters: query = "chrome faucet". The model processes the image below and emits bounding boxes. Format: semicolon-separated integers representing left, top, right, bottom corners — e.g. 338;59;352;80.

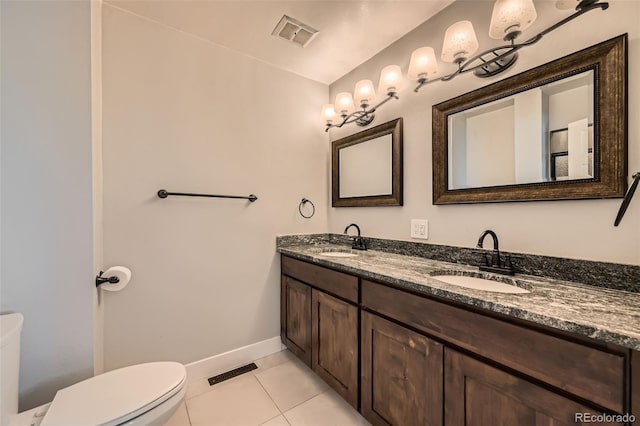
476;230;514;275
344;223;367;251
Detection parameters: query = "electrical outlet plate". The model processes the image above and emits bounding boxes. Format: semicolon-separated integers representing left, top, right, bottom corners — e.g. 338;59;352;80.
411;219;428;239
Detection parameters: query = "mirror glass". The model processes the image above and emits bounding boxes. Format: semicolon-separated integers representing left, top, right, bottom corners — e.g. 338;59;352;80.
432;35;626;204
447;70;594;190
332;118;403;207
339;134;392;197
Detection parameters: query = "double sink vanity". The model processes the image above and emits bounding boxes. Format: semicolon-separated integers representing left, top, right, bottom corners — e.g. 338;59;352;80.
299;33;636;425
277;234;639;426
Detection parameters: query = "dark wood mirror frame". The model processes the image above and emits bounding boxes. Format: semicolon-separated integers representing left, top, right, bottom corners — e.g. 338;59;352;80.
432;34;627;204
332;118;403;207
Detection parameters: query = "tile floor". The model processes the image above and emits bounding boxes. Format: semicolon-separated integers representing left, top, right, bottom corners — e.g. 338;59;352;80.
165;350;371;426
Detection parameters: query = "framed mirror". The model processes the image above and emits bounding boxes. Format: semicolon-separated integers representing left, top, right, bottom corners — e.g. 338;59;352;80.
332;118;403;207
432;35;627;204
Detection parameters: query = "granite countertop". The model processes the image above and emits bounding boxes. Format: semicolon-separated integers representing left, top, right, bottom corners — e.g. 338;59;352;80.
278;243;640;351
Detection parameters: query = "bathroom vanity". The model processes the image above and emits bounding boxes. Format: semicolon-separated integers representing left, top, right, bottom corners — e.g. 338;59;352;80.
278;239;639;426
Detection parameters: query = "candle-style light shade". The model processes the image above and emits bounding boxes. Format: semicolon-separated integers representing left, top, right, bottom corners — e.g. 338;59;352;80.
354;79;376;107
441;20;479;63
335;92;355;115
489;0;537;40
378;65;403;94
408;47;438;81
321;104;337;124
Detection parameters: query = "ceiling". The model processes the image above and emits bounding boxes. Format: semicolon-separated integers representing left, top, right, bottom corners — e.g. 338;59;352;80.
104;0;456;85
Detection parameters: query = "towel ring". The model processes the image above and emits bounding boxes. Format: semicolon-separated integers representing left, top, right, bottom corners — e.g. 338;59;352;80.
299;198;315;219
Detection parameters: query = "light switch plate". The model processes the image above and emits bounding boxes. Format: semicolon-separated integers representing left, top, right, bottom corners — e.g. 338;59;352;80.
411;219;428;239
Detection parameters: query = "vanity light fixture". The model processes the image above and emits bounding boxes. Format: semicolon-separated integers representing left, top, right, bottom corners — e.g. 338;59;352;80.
412;0;608;92
322;0;608;131
323;69;400;131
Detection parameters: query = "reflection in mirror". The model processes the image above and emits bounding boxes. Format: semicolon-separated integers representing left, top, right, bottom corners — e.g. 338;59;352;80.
432;35;626;204
448;70;594;190
339;134;392;198
332;118;403;207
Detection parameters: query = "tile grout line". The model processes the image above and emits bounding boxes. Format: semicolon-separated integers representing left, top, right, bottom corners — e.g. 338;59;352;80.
186;353;324;425
183;401;193;426
185;379;209;402
184;372;281;426
280;389;331;417
253;355;295;425
184;350;292;402
254;359;331;416
258;413;291;426
254;373;286;418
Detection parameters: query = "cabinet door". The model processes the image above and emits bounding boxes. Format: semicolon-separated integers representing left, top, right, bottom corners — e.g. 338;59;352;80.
445;349;619;426
311;289;358;408
361;311;443;426
281;276;311;366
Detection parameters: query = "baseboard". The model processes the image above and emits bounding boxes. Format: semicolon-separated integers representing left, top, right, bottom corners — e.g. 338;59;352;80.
185;336;284;380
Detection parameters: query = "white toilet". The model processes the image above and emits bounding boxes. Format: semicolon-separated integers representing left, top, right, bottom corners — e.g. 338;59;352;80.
1;313;187;426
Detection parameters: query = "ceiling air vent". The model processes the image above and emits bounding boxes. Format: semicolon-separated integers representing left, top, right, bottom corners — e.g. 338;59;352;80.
271;15;319;48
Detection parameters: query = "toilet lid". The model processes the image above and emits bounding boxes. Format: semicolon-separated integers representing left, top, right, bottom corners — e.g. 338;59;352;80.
40;362;186;426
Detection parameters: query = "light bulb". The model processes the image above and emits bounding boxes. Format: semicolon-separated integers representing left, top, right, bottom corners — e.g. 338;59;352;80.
441;20;479;64
408;47;438;81
321;104;337;124
335;92;355;115
354;80;376;107
489;0;537;41
378;65;403;94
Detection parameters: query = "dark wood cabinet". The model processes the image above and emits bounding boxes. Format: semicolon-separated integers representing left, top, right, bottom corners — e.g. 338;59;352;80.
362;279;626;413
280;275;312;365
311;289;358;408
281;256;359;406
633;351;640;420
280;255;635;425
282;256;358;303
444;349;616;426
361;312;443;426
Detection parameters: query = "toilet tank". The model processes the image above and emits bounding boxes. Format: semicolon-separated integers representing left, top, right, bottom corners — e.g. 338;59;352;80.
1;313;24;425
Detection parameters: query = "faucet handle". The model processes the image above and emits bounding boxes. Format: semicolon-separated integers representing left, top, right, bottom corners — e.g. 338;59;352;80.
352;236;368;251
505;254;512;266
472;249;491;266
504;254;517;272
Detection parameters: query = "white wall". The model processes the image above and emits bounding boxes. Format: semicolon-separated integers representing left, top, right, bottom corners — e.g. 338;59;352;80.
466;106;515;187
513;89;544;184
340;135;392;197
449;115;467;188
548;84;592;131
101;5;328;370
0;0;94;409
329;0;640;265
91;0;105;375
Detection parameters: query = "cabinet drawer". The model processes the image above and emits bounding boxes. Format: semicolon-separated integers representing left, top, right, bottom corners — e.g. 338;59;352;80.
362;279;626;413
282;256;358;303
445;349;615;426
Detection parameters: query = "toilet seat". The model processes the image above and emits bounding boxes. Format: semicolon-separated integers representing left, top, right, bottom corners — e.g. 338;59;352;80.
40;362;186;426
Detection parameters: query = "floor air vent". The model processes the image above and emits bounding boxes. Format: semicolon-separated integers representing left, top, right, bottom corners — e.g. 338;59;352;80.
271;15;319;48
208;363;258;386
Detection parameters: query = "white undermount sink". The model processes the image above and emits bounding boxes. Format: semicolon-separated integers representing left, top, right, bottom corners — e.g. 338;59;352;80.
320;252;358;258
431;274;530;294
318;249;359;258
